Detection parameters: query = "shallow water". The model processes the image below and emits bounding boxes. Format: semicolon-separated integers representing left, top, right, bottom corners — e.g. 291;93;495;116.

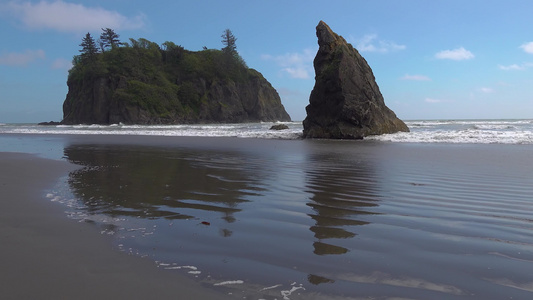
33;135;533;299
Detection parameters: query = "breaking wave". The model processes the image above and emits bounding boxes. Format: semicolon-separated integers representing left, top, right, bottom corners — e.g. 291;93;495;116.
1;119;532;144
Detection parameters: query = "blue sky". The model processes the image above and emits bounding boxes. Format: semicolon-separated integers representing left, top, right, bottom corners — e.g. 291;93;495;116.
1;0;532;123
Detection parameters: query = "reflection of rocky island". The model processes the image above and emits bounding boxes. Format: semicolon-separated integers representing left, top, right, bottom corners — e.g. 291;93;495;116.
305;152;378;256
63;144;259;227
303;21;409;139
61;29;290;125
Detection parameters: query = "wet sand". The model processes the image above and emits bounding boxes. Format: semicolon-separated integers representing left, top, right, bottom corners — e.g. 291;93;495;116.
0;152;231;300
2;133;533;299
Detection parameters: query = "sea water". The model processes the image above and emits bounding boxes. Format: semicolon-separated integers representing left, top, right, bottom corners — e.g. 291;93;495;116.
1;119;533;144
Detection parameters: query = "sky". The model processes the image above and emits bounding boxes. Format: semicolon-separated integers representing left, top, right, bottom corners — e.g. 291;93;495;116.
1;0;532;123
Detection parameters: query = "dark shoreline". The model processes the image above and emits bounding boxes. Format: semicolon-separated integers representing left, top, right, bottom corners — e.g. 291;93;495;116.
0;151;231;299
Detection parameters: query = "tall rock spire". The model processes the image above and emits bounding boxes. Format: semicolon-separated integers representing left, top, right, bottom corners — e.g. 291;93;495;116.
303;21;409;139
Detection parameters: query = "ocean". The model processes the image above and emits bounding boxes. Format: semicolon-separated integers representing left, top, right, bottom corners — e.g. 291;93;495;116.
1;119;533;299
1;119;533;144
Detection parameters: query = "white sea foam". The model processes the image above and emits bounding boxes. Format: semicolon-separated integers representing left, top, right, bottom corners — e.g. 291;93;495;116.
161;264;199;271
2;119;533;144
1;122;303;139
366;119;533;144
214;280;244;286
281;282;306;300
260;284;283;291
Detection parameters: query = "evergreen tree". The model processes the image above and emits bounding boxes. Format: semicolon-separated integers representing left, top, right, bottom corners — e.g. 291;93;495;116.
79;32;98;59
221;29;247;68
221;29;237;56
99;28;121;51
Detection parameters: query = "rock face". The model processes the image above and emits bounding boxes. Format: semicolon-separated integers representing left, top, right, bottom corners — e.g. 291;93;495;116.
269;124;289;130
62;71;290;125
303;21;409;139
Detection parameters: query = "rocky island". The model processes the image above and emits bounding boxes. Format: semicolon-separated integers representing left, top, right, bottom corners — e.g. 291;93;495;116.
61;29;290;125
303;21;409;139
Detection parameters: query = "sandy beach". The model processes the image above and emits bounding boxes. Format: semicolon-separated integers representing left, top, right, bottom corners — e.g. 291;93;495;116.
0;152;231;300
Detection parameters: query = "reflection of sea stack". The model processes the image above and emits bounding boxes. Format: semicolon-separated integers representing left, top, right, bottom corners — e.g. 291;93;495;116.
303;21;409;139
313;241;348;255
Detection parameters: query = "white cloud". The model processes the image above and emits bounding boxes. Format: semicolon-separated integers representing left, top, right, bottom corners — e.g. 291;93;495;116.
520;42;533;54
0;49;45;66
261;48;315;79
479;87;494;94
498;62;533;71
435;47;474;60
400;74;431;81
4;0;145;32
355;34;406;53
498;64;524;71
51;58;72;70
425;98;442;103
283;68;309;79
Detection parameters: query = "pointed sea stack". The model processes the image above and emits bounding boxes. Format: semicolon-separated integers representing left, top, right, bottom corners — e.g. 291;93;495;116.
303;21;409;139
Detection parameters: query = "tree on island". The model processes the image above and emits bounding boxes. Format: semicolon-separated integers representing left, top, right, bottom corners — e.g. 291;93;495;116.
99;28;121;51
221;29;246;67
221;29;237;55
79;32;98;60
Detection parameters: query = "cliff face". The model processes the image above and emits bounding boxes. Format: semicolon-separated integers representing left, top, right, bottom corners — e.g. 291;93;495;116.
302;21;409;139
62;45;290;125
